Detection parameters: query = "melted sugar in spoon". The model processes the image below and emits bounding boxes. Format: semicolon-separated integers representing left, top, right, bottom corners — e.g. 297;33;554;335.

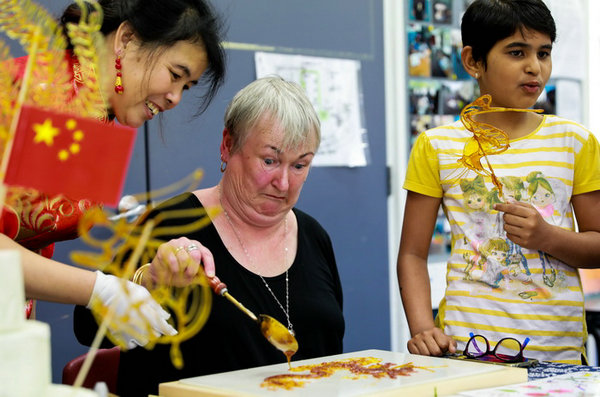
208;276;298;368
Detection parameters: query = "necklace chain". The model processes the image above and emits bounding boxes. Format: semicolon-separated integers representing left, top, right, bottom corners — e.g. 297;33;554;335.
218;186;294;335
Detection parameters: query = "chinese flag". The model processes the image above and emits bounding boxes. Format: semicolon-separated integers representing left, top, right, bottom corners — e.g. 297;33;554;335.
4;106;137;207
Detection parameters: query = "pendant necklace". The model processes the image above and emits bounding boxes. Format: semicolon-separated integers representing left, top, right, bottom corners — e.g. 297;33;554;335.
218;186;295;336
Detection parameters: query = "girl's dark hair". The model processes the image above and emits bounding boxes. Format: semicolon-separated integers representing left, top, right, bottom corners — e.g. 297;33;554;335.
461;0;556;68
60;0;226;114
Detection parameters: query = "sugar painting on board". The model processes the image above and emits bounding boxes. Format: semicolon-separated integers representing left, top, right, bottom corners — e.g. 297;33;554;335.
159;350;528;396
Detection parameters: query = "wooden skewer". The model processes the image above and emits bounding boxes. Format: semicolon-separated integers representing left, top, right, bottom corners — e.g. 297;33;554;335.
208;276;258;322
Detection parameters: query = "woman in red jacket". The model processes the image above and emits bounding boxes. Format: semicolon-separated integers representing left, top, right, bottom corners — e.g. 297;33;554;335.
3;0;225;347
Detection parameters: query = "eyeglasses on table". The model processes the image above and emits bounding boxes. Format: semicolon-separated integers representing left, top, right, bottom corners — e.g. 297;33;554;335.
464;332;530;363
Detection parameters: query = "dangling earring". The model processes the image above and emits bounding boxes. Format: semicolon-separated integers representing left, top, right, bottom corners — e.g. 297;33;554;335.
220;161;227;173
114;53;124;94
474;72;479;79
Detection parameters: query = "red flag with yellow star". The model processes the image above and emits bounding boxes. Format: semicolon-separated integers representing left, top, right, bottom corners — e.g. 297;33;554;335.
4;106;136;206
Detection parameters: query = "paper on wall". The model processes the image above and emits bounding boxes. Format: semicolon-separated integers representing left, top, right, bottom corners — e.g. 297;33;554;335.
255;52;369;167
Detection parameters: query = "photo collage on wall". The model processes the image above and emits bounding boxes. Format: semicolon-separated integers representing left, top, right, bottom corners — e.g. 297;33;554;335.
408;79;476;147
409;0;455;25
407;0;473;257
407;0;476;153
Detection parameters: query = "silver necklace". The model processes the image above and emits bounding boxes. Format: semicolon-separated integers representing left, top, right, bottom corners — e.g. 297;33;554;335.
218;186;295;336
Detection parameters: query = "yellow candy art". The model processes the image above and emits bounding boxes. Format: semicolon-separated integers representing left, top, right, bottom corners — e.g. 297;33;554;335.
71;170;219;369
456;94;542;198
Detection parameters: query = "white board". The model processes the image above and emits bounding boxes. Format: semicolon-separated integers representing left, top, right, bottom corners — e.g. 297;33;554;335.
159;349;527;396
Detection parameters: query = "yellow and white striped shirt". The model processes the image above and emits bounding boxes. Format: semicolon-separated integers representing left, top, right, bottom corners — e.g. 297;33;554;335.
404;115;600;364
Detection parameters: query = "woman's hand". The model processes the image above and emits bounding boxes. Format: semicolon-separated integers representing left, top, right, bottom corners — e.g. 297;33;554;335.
88;271;177;349
407;327;456;356
149;237;215;287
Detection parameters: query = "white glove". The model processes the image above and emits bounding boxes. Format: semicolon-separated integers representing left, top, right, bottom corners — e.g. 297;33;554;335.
87;270;177;349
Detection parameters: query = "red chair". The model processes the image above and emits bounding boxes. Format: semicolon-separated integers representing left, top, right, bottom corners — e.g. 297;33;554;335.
62;346;120;394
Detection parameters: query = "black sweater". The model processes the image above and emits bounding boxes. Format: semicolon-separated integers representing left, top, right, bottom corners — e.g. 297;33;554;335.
74;193;344;397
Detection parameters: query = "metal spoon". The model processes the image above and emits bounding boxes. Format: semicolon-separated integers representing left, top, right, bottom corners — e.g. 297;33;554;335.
208;276;298;367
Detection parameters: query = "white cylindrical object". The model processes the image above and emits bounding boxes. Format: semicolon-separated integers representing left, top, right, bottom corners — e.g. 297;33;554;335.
0;249;98;396
0;320;51;397
47;384;100;397
0;250;24;331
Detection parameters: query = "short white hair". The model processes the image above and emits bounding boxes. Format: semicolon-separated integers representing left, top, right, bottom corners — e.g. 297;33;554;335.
224;76;321;153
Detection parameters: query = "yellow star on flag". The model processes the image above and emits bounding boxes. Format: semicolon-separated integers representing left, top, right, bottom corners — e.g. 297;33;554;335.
33;119;60;146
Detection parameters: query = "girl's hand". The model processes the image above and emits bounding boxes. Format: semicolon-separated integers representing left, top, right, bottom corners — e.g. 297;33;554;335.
149;237;215;287
407;327;456;356
494;201;551;251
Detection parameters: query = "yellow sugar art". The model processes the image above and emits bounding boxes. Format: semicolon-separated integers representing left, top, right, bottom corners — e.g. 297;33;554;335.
456;94;542;198
72;169;219;369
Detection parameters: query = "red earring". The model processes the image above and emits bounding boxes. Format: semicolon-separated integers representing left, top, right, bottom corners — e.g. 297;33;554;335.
114;54;124;94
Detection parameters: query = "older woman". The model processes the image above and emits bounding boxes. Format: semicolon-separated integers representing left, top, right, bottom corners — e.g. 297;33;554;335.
74;76;345;397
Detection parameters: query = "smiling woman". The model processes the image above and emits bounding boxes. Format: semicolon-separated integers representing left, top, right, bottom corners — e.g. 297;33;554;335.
107;38;209;126
2;0;226;353
60;0;226;127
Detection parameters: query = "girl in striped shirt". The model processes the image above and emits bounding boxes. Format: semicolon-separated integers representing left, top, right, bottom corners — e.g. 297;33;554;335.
397;0;600;364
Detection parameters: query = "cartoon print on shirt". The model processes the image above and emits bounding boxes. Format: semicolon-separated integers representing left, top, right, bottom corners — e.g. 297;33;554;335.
518;285;552;300
468;237;509;288
461;174;493;240
460;172;572;297
527;171;558;287
496;176;531;278
528;171;557;217
466;236;532;291
460;175;498;278
506;250;533;285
